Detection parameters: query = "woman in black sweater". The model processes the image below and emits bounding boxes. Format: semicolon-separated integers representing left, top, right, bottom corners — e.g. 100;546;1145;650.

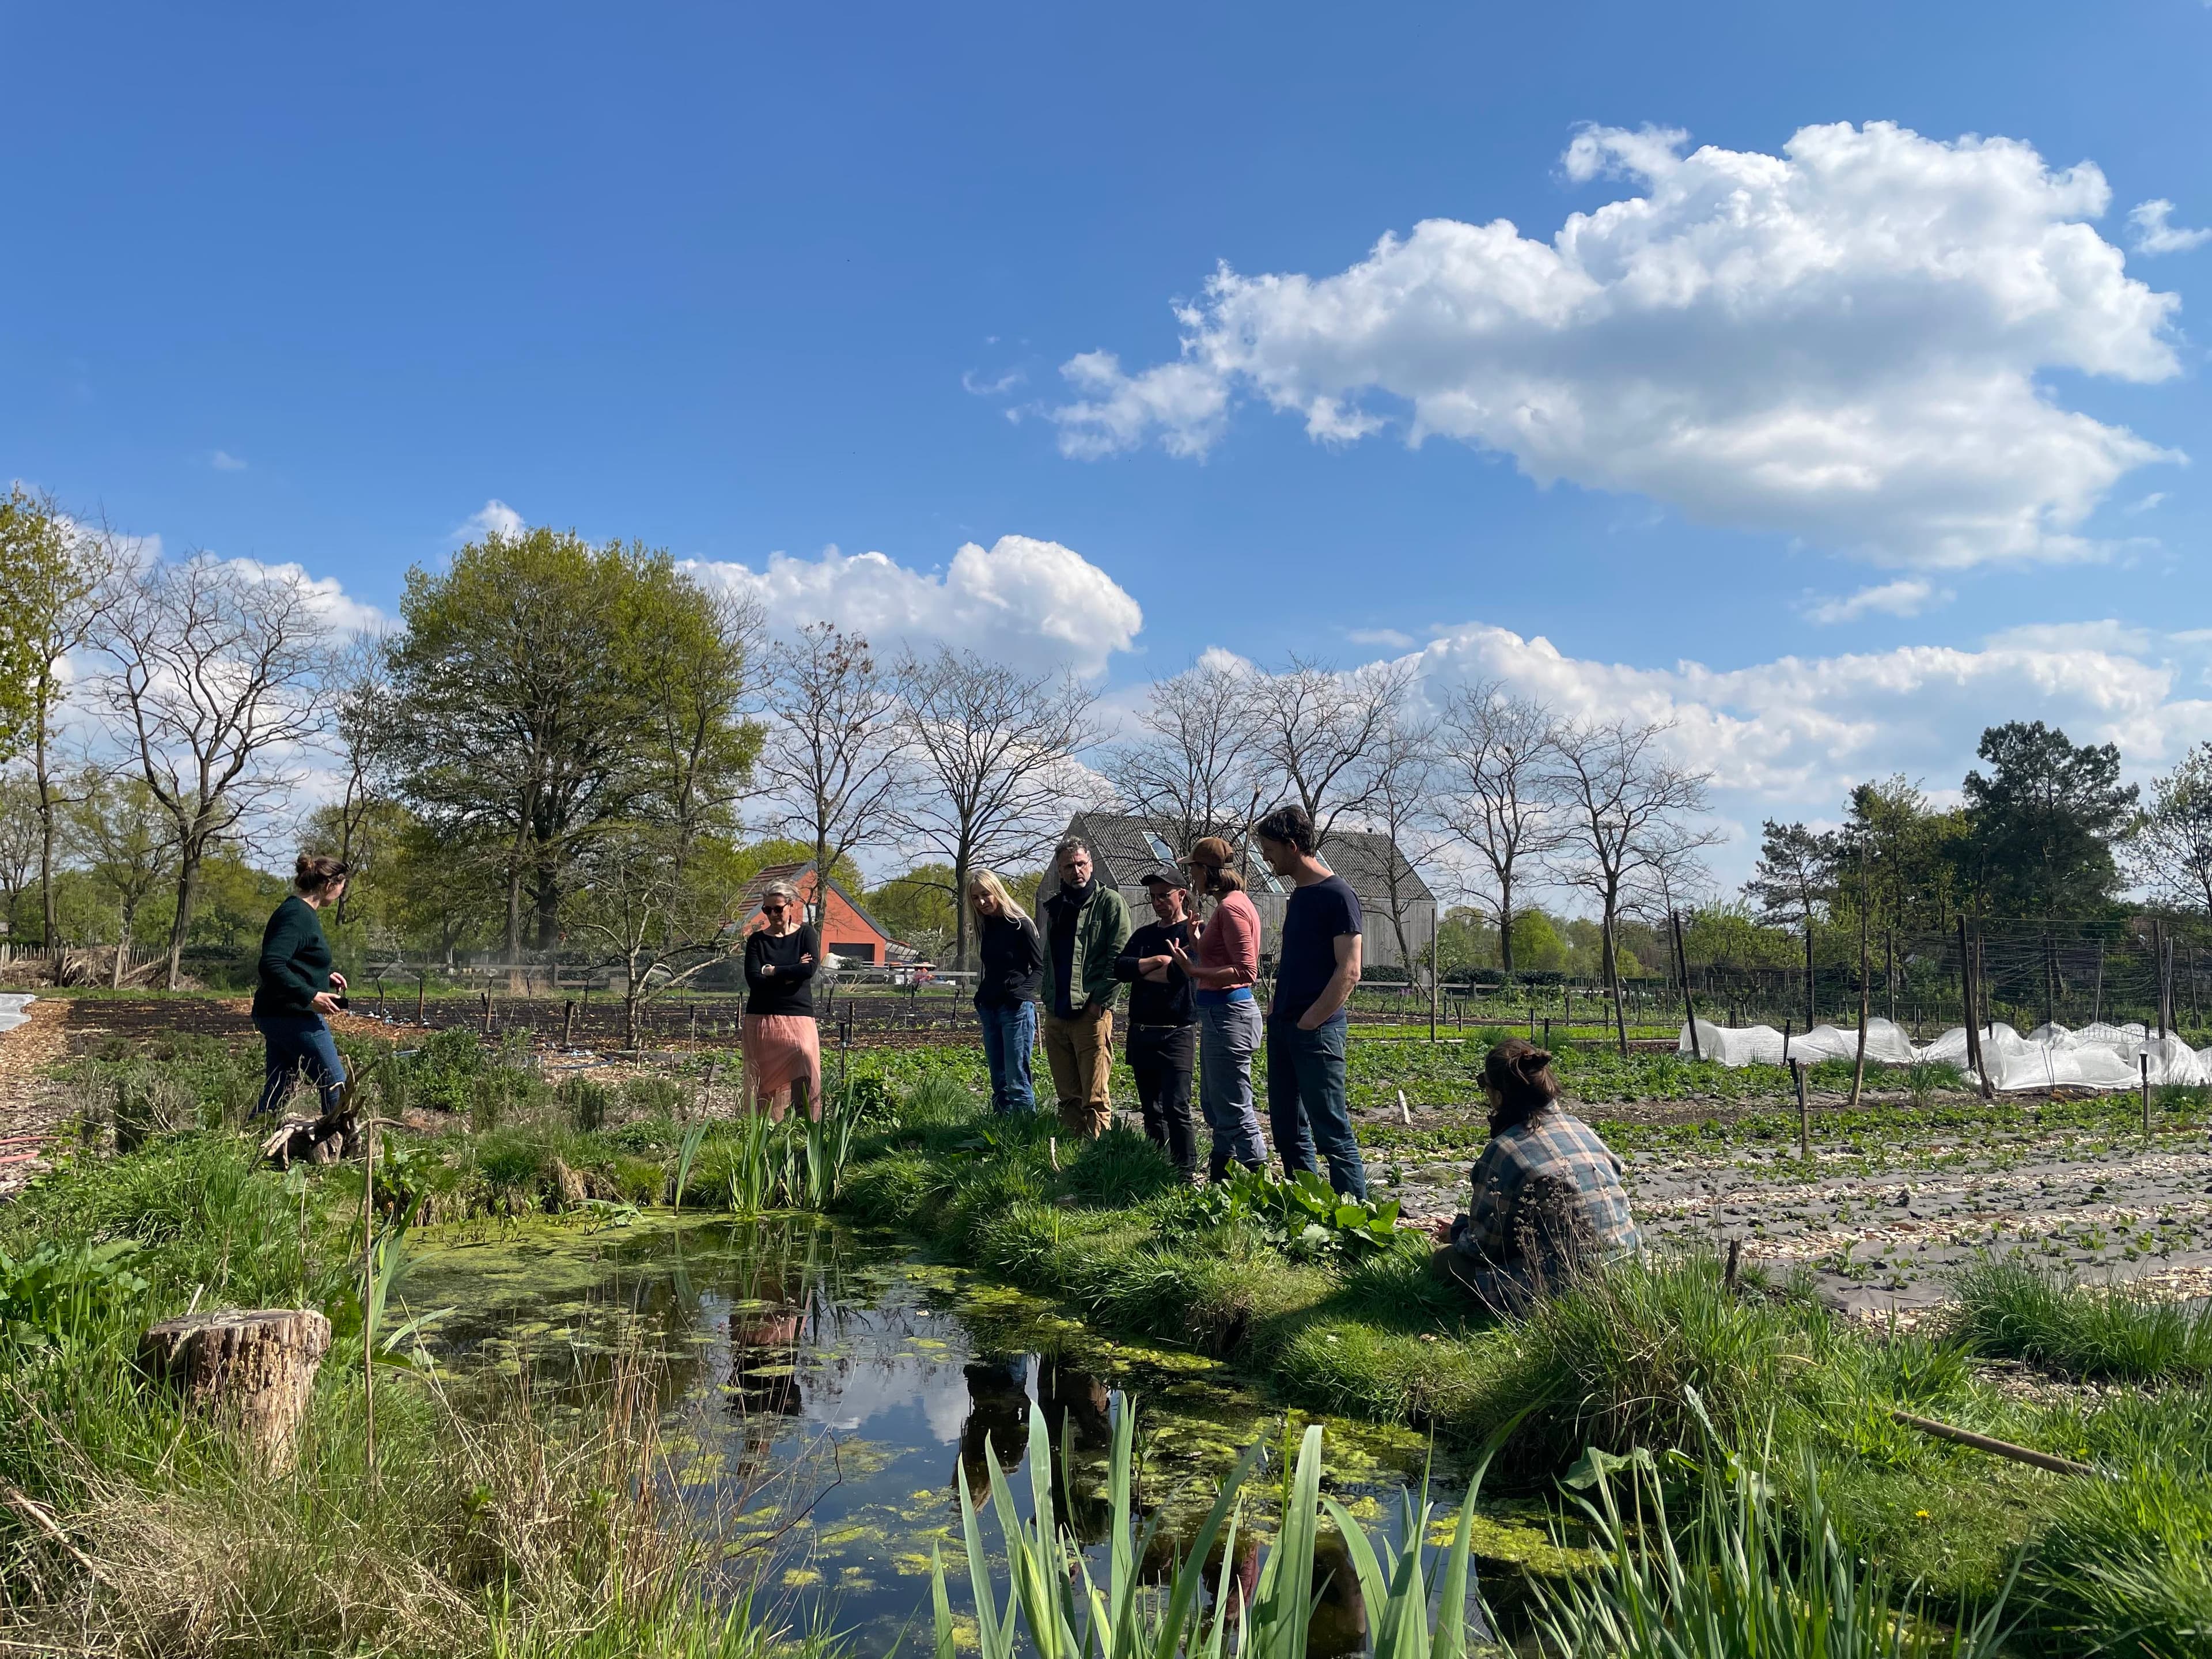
968;869;1043;1115
252;854;350;1119
742;878;821;1120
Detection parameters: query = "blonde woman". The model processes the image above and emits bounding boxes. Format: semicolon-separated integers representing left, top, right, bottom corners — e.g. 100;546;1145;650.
743;878;821;1120
969;869;1044;1115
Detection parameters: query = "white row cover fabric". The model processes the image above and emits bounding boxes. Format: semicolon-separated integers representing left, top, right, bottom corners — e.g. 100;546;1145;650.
0;994;35;1035
1679;1015;2212;1092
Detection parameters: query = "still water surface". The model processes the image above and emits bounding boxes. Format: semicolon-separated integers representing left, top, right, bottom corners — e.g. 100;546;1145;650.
402;1214;1505;1654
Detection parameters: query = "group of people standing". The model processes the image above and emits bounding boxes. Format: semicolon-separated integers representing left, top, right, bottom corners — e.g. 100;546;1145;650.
253;813;1641;1313
964;803;1373;1199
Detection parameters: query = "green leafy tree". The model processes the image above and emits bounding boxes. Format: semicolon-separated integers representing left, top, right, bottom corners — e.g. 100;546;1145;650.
1745;818;1836;1027
0;772;38;941
1683;902;1798;971
186;852;287;950
0;488;113;945
1959;721;2135;917
64;769;177;984
1509;909;1570;973
866;862;958;960
387;527;757;955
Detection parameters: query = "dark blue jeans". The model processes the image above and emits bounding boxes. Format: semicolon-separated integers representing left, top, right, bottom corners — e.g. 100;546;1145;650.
1266;1011;1367;1199
976;999;1039;1115
253;1014;347;1119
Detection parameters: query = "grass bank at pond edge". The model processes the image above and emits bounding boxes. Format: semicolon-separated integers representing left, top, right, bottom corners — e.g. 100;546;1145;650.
833;1090;2212;1628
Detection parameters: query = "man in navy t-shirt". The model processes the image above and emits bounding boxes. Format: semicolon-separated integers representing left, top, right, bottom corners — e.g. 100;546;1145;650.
1253;804;1369;1199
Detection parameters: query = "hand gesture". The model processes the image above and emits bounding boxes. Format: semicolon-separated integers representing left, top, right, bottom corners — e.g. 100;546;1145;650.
328;971;348;991
312;991;343;1017
1165;938;1195;971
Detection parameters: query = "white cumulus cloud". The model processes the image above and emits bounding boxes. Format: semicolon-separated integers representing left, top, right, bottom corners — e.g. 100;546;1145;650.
1803;577;1948;625
456;498;526;541
1054;122;2184;570
1395;618;2212;882
2128;199;2211;256
685;534;1143;677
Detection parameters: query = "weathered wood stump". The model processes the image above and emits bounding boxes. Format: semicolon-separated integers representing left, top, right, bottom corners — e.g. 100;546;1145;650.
139;1308;332;1470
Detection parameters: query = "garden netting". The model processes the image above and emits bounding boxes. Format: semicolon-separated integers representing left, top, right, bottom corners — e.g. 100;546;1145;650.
0;994;32;1035
1679;1014;2212;1090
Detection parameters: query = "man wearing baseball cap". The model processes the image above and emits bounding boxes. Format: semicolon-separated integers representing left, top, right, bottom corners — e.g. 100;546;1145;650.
1113;863;1201;1179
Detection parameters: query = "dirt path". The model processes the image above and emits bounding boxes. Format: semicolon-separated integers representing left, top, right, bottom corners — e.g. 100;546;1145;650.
0;998;80;1200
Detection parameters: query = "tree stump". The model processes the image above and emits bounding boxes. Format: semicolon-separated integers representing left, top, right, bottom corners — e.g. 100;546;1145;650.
139;1308;331;1471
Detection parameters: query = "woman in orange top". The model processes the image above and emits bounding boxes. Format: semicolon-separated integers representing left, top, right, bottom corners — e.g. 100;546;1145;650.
1169;835;1270;1180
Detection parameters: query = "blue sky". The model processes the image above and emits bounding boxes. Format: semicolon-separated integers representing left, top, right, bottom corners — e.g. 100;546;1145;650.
5;2;2210;881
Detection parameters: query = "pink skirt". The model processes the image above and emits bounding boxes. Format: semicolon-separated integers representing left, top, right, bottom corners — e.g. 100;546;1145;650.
743;1013;822;1120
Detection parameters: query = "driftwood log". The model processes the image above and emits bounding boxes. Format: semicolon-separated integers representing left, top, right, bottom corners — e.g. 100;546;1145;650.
260;1100;360;1169
139;1308;332;1470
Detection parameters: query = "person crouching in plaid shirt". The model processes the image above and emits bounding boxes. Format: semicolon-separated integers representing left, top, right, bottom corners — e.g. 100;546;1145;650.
1432;1037;1641;1311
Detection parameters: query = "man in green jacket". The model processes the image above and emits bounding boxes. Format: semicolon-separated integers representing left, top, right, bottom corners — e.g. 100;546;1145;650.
1039;836;1132;1138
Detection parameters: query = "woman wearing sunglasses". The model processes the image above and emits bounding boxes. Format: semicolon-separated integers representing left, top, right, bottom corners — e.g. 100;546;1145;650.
743;878;821;1119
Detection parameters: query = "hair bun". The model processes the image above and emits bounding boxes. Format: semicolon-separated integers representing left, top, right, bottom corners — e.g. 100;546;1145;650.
1518;1047;1553;1075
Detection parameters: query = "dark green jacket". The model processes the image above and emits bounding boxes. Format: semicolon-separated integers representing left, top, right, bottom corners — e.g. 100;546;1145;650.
253;895;334;1019
1040;882;1132;1017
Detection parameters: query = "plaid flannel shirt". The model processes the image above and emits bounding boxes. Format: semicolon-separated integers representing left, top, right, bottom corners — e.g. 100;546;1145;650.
1455;1106;1641;1275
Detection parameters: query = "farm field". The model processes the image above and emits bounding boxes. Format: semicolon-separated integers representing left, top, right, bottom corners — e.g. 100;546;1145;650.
8;997;2212;1656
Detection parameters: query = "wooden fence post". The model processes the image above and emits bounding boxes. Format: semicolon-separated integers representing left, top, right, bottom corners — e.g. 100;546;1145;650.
560;999;576;1048
1792;1058;1810;1161
479;991;493;1037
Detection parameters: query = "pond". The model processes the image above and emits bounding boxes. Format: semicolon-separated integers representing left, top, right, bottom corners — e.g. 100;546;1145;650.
400;1214;1556;1654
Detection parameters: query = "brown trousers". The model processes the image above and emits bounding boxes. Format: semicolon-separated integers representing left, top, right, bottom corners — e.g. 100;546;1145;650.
1043;1003;1115;1138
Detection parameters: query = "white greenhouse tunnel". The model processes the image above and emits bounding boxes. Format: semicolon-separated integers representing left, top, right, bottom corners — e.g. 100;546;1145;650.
1680;1015;2212;1092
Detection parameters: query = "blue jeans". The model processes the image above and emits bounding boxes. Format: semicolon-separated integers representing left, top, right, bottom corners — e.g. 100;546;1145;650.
253;1014;347;1119
977;1000;1039;1115
1198;999;1268;1177
1266;1011;1366;1199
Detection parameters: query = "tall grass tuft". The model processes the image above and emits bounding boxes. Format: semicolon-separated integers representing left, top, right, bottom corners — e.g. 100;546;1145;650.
933;1395;1491;1659
1490;1251;1819;1474
1533;1441;2013;1658
900;1071;979;1128
1062;1124;1182;1208
1952;1259;2212;1381
2018;1461;2212;1657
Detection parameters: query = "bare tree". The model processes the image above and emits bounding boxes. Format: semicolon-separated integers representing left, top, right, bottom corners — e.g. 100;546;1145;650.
757;622;908;891
1434;683;1565;980
893;647;1104;972
565;820;747;1049
323;635;402;927
2130;742;2212;915
1106;658;1252;854
1242;655;1416;849
0;490;115;947
101;558;335;988
1543;718;1718;1054
1354;709;1444;982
